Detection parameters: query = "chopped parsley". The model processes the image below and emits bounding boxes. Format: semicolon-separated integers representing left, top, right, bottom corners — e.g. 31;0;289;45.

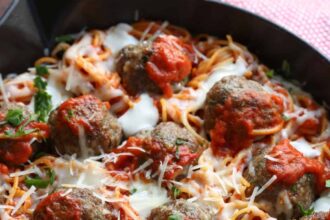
266;69;275;78
4;114;38;138
34;76;52;122
175;146;181;159
172;186;181;199
326;179;330;188
5;109;24;126
55;34;74;43
290;183;297;193
35;65;49;76
25;169;55;189
175;138;187;146
168;214;182;220
298;204;314;216
130;188;137;194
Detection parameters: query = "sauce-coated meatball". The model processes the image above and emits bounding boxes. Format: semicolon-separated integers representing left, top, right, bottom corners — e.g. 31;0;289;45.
48;95;122;156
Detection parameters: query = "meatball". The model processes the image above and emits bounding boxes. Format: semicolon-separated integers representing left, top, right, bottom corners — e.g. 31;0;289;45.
116;43;160;95
204;75;283;155
243;144;316;219
33;188;110;220
299;211;330;220
116;35;193;97
111;122;203;180
0;103;49;166
148;199;213;220
48;95;122;156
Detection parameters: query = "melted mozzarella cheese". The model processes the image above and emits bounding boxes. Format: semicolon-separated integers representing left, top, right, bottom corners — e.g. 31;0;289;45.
118;94;159;136
104;23;138;55
47;69;71;110
312;190;330;212
290;138;321;158
128;180;169;219
54;158;107;189
167;57;247;112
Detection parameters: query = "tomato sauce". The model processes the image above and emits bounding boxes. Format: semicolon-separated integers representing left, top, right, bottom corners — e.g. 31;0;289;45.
34;192;82;220
0;115;49;166
210;90;283;156
266;139;326;192
57;95;110;135
145;35;193;97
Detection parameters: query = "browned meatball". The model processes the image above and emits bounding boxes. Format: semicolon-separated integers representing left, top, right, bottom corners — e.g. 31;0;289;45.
243;144;316;219
204;75;284;155
116;43;160;95
299;211;330;220
33;188;111;220
148;199;213;220
48;95;122;156
112;122;203;181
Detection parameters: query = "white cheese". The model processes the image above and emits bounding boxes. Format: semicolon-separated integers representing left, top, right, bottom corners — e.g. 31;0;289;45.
312;190;330;212
128;181;169;219
118;94;159;136
290;138;321;158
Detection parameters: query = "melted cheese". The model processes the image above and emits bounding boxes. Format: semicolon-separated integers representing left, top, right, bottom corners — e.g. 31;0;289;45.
118;94;159;136
47;69;71;109
128;180;169;219
290;138;321;158
312;190;330;212
167;57;247;112
104;23;138;55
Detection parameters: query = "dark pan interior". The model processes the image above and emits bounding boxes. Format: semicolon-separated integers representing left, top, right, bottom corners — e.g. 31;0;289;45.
1;0;330;106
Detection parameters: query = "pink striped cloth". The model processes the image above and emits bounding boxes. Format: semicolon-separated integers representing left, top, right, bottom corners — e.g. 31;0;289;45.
220;0;330;59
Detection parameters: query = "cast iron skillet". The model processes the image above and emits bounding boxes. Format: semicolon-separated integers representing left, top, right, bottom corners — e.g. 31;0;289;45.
1;0;330;106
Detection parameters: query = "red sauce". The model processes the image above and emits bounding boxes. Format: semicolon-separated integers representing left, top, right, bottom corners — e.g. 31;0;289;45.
0;163;8;174
210;90;283;156
0;118;49;166
145;35;192;97
107;136;199;181
266;139;326;191
34;192;82;220
57;95;109;135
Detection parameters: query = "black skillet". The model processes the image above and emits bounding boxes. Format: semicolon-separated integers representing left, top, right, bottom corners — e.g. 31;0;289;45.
0;0;329;106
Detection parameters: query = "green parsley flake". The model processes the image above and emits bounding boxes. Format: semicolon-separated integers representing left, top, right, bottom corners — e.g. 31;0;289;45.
298;204;314;216
35;65;49;76
25;169;55;189
168;214;182;220
34;76;52;122
5;109;24;126
172;186;181;199
266;69;274;78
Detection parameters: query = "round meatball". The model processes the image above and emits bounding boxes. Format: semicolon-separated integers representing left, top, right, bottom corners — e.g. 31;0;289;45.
299;211;330;220
116;43;159;95
148;199;213;220
33;188;110;220
111;122;203;180
0;103;49;166
243;144;316;219
48;95;122;156
116;35;193;97
204;75;283;155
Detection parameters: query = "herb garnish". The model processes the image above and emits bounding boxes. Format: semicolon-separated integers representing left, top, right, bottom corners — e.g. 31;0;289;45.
25;169;55;189
34;76;52;122
130;188;137;194
298;204;314;216
266;69;275;78
35;65;49;76
175;138;187;146
5;109;24;126
168;214;182;220
172;186;181;199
